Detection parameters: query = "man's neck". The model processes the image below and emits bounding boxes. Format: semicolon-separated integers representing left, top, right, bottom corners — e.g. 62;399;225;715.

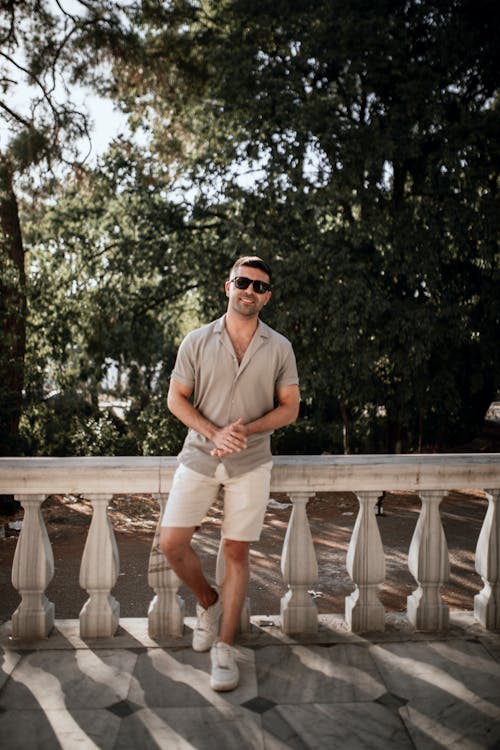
225;309;259;340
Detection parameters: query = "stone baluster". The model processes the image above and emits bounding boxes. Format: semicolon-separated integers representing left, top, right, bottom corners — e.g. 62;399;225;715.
407;490;449;630
345;491;386;632
216;539;251;633
474;489;500;630
148;493;185;638
79;494;120;638
280;492;318;633
11;494;54;639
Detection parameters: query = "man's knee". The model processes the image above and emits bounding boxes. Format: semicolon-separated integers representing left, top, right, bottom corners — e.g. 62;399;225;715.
160;527;194;564
223;539;250;565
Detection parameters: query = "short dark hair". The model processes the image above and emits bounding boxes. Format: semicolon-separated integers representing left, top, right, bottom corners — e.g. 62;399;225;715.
230;256;272;283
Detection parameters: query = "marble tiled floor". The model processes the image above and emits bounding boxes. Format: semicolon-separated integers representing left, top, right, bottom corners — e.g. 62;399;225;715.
1;614;500;749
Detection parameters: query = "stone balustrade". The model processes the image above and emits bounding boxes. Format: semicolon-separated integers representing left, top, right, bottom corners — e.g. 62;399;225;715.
1;454;499;640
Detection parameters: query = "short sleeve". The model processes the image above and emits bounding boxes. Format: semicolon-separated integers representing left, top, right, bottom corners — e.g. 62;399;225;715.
276;343;299;389
170;333;196;388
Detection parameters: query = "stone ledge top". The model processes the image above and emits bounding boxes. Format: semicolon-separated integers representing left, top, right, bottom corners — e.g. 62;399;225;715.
0;454;499;495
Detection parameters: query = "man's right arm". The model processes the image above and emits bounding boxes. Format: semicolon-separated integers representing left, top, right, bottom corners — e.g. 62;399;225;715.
167;378;247;454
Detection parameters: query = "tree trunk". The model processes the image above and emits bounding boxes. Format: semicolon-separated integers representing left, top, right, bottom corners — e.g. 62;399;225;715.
387;417;404;454
0;159;26;457
339;400;351;455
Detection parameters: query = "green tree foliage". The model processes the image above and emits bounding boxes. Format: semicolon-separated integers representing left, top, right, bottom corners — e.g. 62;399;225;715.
0;1;134;456
116;0;500;452
21;143;198;455
3;1;499;457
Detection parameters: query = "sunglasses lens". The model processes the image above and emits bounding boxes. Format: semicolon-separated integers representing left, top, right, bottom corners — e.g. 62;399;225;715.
232;276;271;294
234;277;252;290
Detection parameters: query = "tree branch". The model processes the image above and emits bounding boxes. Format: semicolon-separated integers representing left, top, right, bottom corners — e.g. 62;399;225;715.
53;0;78;23
0;100;32;129
0;4;16;46
0;50;60;119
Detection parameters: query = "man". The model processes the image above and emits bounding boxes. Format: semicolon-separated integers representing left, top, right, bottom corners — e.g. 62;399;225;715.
160;256;300;691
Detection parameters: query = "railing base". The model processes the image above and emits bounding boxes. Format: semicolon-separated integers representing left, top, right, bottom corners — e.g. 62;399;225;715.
407;591;450;631
345;590;385;633
79;596;120;639
11;599;55;640
280;591;318;634
474;586;500;630
2;611;498;652
148;594;185;639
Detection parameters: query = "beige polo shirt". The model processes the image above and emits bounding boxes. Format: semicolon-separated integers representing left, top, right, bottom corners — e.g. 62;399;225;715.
171;314;299;477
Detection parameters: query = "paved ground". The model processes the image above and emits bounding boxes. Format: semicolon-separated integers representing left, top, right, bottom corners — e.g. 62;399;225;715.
1;614;500;749
1;489;497;747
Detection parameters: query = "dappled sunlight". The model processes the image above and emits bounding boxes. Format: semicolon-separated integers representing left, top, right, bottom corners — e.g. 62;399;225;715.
9;657;103;749
372;644;500;719
293;645;386;697
1;0;499;740
430;642;500;677
250;550;281;568
142;649;240;712
3;626;499;748
401;706;486;749
134;709;199;748
73;649;136;701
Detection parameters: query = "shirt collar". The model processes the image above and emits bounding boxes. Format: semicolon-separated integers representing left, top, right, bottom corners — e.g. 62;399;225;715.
214;314;270;339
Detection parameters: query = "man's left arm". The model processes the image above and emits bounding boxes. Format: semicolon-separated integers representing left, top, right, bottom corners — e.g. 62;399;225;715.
245;384;300;437
210;384;299;457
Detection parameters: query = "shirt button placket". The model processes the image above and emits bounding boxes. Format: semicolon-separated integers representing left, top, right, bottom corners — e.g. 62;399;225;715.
228;378;237;423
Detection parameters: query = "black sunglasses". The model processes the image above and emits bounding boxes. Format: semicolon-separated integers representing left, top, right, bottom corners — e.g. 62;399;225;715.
230;276;272;294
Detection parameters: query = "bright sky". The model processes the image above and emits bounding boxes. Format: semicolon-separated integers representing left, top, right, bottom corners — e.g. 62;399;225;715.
56;0;133;160
0;0;132;162
0;85;130;164
75;94;131;162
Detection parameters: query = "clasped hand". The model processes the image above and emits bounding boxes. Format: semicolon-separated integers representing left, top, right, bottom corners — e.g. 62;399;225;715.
210;418;247;457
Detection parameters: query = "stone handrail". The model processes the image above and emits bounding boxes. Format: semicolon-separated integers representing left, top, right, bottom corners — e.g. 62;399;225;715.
1;454;499;640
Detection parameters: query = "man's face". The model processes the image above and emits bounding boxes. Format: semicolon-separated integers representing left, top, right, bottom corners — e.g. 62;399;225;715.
225;265;272;317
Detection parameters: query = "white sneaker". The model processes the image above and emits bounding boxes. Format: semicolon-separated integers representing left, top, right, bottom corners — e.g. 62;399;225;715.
210;641;239;692
192;593;222;652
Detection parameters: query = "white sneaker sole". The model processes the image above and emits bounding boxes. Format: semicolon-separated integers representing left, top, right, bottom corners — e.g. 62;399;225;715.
210;674;239;692
193;639;216;653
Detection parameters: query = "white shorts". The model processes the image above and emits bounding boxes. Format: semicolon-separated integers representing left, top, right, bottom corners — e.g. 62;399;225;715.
161;461;273;541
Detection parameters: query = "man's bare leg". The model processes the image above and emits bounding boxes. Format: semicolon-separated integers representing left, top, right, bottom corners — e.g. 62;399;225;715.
218;539;250;644
160;526;217;609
